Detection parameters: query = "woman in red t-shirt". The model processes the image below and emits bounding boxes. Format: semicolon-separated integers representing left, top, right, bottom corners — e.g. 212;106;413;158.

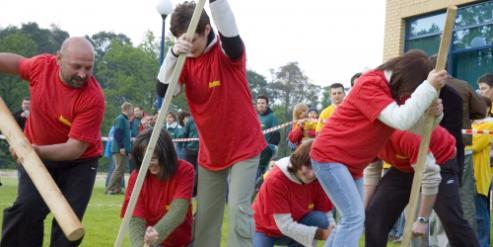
121;129;194;247
253;141;335;246
309;50;448;246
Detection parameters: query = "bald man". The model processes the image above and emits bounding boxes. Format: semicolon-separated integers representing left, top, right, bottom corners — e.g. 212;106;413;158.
0;37;105;247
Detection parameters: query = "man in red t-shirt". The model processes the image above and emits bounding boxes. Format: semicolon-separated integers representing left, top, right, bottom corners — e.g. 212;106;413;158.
0;37;105;247
155;1;266;246
364;127;479;247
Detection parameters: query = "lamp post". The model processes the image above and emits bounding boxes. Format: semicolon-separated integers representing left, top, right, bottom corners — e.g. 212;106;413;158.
157;0;173;65
155;0;173;110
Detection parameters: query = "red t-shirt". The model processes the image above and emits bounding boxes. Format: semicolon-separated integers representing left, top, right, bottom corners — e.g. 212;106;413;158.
18;54;105;159
377;126;456;173
252;165;333;237
310;70;395;178
121;160;194;247
179;40;267;170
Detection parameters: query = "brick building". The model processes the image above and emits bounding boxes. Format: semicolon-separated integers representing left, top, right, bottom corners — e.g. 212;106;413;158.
384;0;492;88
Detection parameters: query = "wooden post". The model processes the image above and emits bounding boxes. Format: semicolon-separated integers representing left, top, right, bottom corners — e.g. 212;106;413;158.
0;97;84;241
401;6;457;246
112;0;207;246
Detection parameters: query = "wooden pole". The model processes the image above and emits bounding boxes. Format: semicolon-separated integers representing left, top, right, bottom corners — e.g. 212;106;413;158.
401;6;457;246
113;0;207;246
0;97;84;241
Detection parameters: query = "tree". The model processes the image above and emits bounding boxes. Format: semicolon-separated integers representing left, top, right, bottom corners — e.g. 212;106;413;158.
0;32;37;109
0;28;40;168
20;23;68;54
270;62;312;119
320;86;332;109
247;70;270;101
304;83;322;110
89;31;132;61
97;41;158;133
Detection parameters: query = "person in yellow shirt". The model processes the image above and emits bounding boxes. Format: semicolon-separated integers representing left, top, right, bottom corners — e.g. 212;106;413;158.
470;95;493;247
316;83;346;132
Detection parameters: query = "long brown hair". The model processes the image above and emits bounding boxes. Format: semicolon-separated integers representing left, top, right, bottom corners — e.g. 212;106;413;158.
131;129;178;180
288;140;313;174
377;49;433;99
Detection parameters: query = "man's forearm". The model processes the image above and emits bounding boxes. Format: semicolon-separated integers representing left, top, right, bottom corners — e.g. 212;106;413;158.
418;193;437;219
36;139;88;161
364;185;377;209
0;53;24;75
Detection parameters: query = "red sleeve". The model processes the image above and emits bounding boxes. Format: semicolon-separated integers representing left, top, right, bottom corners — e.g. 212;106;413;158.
352;75;394;122
314;183;333;212
172;161;195;200
288;124;303;145
264;177;291;215
121;172;146;219
18;55;48;85
69;89;105;145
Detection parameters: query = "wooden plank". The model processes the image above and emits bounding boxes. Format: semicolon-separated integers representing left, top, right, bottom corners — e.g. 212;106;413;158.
0;97;84;241
401;6;457;246
112;0;207;246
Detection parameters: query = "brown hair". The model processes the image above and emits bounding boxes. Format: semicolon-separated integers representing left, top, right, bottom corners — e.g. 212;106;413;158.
121;102;133;111
377;49;433;99
131;129;178;180
170;1;211;37
350;72;362;87
329;83;345;92
479;73;493;87
167;112;177;122
288;140;313;174
178;111;191;126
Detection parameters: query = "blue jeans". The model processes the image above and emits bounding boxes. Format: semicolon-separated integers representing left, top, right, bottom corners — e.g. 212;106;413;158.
311;161;364;247
254;211;329;247
475;194;490;247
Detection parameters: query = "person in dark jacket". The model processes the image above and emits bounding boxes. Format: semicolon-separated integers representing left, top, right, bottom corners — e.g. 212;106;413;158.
256;95;280;189
13;97;30;130
106;102;133;195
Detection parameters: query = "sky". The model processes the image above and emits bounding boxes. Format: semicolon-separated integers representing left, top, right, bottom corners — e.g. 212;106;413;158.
0;0;386;87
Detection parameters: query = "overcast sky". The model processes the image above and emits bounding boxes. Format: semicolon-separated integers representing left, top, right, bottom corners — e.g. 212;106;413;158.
0;0;386;87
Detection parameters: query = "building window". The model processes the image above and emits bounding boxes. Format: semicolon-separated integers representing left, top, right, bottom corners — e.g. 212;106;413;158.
405;0;493;89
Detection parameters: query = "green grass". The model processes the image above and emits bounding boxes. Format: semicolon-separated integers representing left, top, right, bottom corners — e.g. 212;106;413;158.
0;171;401;246
0;174;132;246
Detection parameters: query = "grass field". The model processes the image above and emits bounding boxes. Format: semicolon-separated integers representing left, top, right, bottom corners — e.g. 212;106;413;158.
0;170;402;246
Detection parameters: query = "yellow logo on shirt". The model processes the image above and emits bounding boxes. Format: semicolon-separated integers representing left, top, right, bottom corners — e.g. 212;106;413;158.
308;203;314;210
58;115;72;127
396;154;408;160
208;80;221;88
